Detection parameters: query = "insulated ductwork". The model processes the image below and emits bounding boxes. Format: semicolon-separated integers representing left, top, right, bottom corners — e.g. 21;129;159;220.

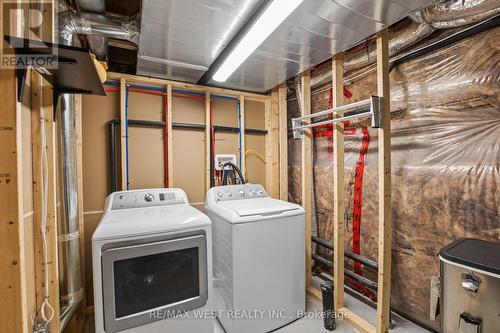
56;3;138;331
57;30;84;332
417;0;500;28
59;11;139;47
310;0;500;87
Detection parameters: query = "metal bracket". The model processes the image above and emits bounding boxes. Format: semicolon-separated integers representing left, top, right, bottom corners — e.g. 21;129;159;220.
370;96;384;128
291;95;384;140
292;118;303;139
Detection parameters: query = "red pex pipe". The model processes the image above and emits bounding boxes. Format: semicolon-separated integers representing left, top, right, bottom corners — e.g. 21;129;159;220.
164;94;169;188
350;127;374;299
210;99;216;183
128;88;165;96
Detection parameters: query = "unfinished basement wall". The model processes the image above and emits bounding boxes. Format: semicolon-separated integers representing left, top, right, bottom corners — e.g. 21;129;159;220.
288;26;500;330
81;80;267;305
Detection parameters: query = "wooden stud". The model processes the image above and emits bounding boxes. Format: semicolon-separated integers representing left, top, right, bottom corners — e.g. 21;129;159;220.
30;71;60;333
119;78;127;190
74;93;87;321
30;3;60;331
107;72;270;102
239;95;246;177
265;98;272;193
205;91;211;191
332;52;345;311
338;307;376;333
278;83;288;201
376;28;392;333
265;90;280;198
166;85;173;187
0;46;27;333
271;91;280;198
306;286;322;303
300;70;313;288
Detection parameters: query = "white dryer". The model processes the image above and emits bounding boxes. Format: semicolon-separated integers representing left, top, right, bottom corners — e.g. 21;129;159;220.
205;184;305;333
92;188;213;333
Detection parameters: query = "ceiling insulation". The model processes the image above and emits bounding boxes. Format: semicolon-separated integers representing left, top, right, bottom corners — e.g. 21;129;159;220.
137;0;438;92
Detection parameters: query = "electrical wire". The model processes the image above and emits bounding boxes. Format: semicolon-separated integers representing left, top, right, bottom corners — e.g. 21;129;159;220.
39;91;55;325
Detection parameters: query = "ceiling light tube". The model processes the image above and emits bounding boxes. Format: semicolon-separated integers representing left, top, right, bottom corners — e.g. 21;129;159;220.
212;0;304;82
139;54;209;71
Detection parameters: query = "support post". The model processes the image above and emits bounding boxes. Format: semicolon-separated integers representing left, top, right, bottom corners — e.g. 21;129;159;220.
300;70;313;288
205;91;211;191
266;89;280;198
166;85;173;187
119;78;127;190
332;52;345;311
278;83;288;201
74;92;87;330
376;28;392;333
31;71;60;333
0;45;27;333
239;95;246;177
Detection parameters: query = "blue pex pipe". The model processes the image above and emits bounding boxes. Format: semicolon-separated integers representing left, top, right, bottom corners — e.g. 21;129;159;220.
125;87;130;190
128;84;165;92
104;80;120;86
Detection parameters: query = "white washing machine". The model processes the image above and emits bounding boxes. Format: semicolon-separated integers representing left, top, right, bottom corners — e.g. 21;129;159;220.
92;188;213;333
205;184;305;333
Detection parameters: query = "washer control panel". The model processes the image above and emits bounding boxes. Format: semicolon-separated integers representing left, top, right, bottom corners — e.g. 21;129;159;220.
108;189;187;210
213;184;267;202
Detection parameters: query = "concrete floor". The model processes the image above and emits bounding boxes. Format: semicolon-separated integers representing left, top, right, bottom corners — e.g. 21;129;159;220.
212;292;428;333
85;291;429;333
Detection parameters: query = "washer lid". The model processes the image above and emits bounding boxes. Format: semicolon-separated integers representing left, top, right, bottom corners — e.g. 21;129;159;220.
93;204;210;240
218;197;301;217
440;238;500;277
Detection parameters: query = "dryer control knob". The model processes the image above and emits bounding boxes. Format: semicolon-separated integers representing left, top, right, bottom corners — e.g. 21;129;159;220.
217;192;223;198
144;193;155;202
249;190;256;196
257;189;264;195
238;190;245;197
226;192;232;197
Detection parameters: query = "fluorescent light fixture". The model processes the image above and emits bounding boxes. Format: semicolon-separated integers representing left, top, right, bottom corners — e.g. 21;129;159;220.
212;0;304;82
139;54;209;71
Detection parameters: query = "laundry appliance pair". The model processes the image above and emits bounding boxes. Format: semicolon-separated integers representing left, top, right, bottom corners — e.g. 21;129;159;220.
92;185;305;333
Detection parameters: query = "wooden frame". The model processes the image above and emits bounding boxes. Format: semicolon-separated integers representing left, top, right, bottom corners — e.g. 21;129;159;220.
332;52;345;312
278;83;288;201
238;95;246;177
334;29;392;333
108;72;276;195
119;78;127;190
0;48;28;333
300;70;313;289
166;84;173;187
107;72;269;102
375;28;392;333
302;29;391;333
205;91;211;191
265;90;280;198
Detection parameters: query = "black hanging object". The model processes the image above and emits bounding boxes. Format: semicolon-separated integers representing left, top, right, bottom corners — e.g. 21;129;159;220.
4;35;106;118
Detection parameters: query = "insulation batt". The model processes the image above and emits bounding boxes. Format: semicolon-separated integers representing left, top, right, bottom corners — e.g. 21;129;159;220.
287;26;500;331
